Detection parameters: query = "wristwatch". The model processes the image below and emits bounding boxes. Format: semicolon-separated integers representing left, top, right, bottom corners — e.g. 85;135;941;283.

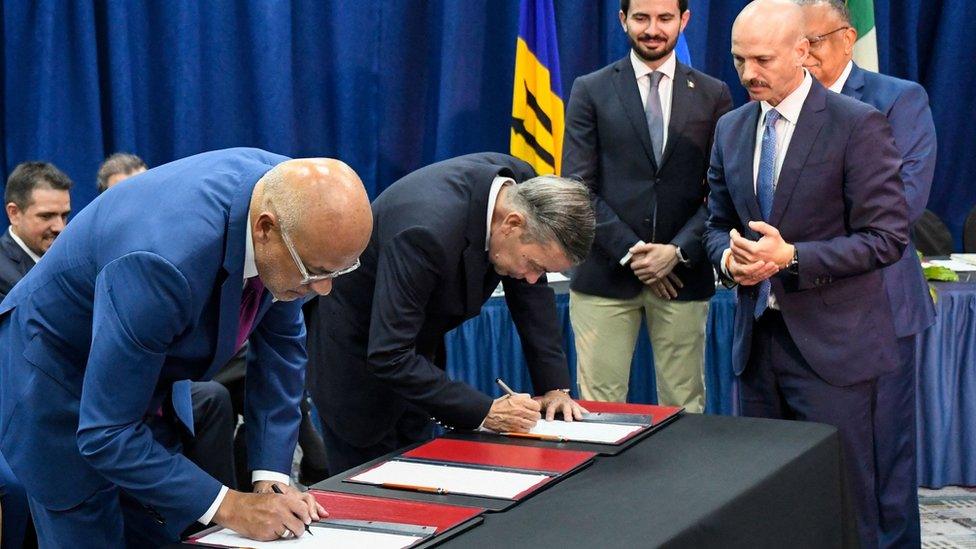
786;247;799;275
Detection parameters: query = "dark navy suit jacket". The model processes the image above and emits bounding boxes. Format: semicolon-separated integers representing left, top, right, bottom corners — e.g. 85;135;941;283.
704;78;909;386
307;153;570;447
0;148;306;536
564;57;733;301
841;63;937;337
0;229;35;302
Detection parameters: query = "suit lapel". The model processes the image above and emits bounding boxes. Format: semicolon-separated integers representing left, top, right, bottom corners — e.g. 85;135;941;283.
611;58;657;172
840;63;866;101
770;81;828;227
205;178;255;376
659;63;693;169
461;170;496;317
728;103;764;224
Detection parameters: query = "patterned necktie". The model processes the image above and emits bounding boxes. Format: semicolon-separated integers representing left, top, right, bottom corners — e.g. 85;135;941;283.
236;276;265;350
754;109;781;319
645;71;665;167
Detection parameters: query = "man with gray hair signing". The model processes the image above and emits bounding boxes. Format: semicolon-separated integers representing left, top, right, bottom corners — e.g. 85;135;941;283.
306;152;596;473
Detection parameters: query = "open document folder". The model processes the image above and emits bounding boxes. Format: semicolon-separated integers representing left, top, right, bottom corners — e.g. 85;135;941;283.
195;519;431;549
348;460;550;499
524;419;645;444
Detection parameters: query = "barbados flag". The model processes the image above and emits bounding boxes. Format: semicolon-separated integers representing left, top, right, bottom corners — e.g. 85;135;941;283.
510;0;564;176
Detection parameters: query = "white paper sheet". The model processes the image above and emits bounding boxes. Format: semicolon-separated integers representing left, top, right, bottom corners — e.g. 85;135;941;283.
196;525;422;549
928;259;976;272
528;420;644;444
348;460;549;499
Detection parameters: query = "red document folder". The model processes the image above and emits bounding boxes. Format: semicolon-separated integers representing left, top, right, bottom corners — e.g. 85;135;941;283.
401;438;596;473
187;490;484;546
577;400;683;426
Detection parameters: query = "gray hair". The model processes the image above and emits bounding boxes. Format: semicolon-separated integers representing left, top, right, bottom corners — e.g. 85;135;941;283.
505;175;595;265
258;163;302;233
96;152;147;193
793;0;852;25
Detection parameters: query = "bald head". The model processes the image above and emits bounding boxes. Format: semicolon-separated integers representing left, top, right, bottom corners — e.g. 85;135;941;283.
250;158;373;301
731;0;810;105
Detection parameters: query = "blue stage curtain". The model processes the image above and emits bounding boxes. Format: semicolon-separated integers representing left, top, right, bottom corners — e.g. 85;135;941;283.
916;282;976;488
1;0;973;246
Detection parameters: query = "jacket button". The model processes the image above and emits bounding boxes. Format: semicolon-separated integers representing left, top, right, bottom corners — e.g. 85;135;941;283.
643;217;652;225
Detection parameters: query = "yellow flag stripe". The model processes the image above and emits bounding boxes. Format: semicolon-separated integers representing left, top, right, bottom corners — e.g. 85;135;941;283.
511;37;564;175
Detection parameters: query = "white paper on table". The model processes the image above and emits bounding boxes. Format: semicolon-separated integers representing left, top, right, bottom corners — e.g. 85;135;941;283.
528;420;644;444
949;253;976;266
196;525;423;549
928;259;976;272
348;460;549;499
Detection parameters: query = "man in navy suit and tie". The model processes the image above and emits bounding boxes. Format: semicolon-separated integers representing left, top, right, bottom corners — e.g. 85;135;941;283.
799;2;938;545
0;162;72;302
0;148;373;545
703;1;909;546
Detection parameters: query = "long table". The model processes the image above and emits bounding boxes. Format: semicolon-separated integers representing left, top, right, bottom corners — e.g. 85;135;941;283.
314;414;857;548
444;282;976;487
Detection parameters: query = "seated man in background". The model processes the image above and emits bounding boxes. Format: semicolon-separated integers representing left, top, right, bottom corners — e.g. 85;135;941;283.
306;152;596;474
95;152;147;193
0;161;69;549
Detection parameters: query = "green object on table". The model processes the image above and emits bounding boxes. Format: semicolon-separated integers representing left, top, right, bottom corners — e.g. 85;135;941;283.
918;251;959;303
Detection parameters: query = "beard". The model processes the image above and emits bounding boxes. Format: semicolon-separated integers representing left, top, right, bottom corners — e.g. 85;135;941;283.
628;30;679;63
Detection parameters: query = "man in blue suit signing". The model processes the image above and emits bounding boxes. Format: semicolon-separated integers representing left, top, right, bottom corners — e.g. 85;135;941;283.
703;1;909;547
800;2;937;545
0;148;373;546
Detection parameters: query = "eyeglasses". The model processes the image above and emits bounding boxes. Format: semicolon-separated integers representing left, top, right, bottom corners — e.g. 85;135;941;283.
279;225;360;285
807;26;850;49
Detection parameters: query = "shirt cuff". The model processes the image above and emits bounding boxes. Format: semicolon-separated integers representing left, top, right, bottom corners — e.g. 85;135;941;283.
252;470;291;486
198;485;229;525
620;240;646;266
721;249;732;278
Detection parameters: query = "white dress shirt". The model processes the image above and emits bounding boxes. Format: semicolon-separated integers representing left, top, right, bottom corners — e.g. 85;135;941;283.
724;71;813;309
486;176;515;251
7;227;41;263
827;60;855;93
198;216;291;525
620;51;678;266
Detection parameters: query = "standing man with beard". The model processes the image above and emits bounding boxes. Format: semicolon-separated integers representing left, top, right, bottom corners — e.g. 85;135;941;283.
563;0;732;409
798;1;937;545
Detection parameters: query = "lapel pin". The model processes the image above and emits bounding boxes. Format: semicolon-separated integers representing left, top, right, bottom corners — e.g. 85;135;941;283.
687;80;695;88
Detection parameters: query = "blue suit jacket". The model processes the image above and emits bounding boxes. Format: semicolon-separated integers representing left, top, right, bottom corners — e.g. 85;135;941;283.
0;229;35;302
704;78;910;386
841;64;937;337
0;148;306;535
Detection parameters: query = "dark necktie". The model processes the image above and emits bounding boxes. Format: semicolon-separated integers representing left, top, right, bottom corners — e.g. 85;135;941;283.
754;109;781;318
236;276;265;350
645;71;665;167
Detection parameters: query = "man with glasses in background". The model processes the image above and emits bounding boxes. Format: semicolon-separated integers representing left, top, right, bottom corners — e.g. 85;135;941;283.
798;1;938;545
0;148;372;545
305;152;596;474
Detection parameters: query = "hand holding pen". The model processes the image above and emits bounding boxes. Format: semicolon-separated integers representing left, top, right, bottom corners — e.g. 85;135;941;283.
481;378;541;433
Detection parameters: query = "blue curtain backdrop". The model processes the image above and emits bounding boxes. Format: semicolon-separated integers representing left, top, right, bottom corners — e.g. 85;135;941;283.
2;0;974;247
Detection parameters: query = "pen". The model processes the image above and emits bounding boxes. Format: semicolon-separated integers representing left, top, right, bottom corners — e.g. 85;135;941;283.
270;483;314;537
380;482;448;494
501;432;566;442
495;377;517;397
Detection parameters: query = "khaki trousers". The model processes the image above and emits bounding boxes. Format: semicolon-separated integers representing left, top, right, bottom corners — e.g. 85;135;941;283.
570;289;707;412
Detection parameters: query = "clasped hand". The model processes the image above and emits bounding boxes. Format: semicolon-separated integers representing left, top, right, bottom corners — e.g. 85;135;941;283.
727;221;794;286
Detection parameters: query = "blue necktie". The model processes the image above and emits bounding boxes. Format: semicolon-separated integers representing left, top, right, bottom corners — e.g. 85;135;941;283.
645;71;665;167
754;109;780;318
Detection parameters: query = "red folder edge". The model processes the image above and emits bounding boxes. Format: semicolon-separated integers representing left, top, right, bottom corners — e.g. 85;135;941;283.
402;438;596;473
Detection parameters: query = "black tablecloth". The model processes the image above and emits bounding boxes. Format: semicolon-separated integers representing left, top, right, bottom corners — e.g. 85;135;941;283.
435;414;857;549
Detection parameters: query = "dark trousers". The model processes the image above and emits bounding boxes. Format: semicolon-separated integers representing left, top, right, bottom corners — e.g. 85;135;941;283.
320;405;434;475
874;336;920;548
740;310;879;549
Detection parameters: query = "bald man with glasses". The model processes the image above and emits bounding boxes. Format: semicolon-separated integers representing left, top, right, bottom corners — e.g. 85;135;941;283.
0;148;372;546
